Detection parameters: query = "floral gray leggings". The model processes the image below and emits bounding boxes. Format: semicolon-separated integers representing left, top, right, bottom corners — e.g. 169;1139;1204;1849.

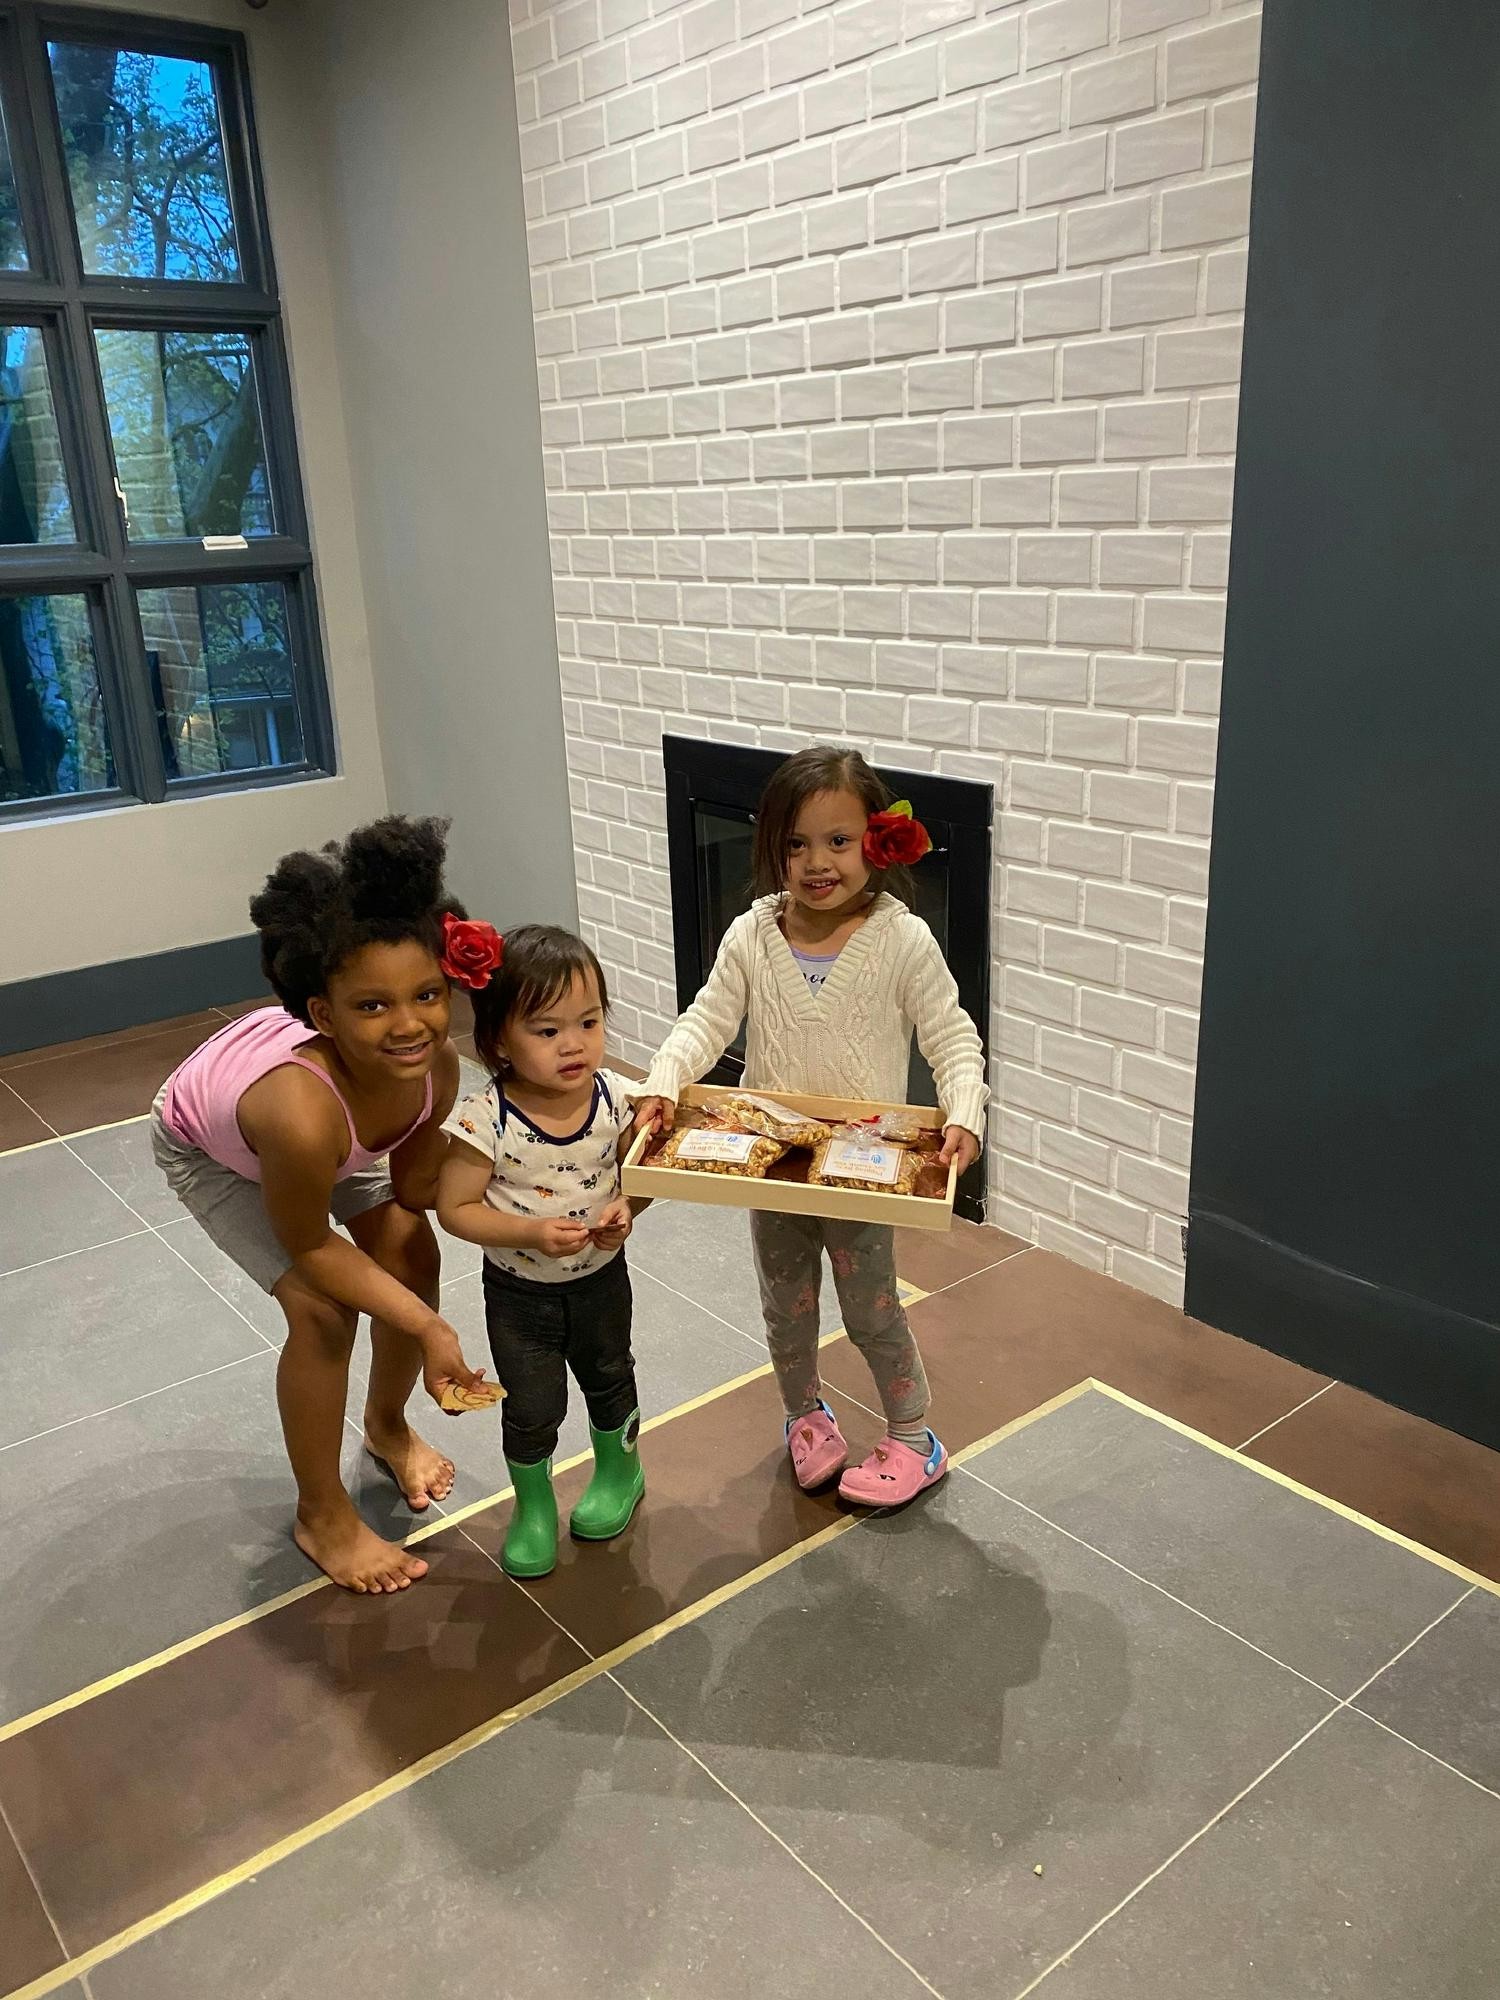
748;1211;930;1429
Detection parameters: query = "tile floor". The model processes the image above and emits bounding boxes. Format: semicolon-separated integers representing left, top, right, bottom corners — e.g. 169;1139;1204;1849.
2;1007;1499;1998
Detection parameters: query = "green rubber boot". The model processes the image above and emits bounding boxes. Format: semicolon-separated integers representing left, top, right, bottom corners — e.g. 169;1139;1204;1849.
502;1458;558;1578
570;1412;646;1541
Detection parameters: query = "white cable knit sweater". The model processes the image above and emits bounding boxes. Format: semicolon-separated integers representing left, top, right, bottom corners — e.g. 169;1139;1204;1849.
644;893;990;1138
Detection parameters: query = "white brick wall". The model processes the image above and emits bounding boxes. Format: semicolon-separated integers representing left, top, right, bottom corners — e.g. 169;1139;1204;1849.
510;0;1261;1307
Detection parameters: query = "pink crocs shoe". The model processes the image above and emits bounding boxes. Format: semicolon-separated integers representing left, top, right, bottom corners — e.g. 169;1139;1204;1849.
838;1431;948;1508
785;1401;849;1491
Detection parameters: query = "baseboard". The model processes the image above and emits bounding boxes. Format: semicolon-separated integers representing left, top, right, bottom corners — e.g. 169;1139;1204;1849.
1185;1210;1500;1451
0;935;266;1057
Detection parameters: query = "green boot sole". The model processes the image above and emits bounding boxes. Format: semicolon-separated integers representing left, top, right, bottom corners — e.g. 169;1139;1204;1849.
570;1412;646;1541
502;1457;558;1577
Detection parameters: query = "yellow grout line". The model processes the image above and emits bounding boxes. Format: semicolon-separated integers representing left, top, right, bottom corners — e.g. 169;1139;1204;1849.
0;1111;149;1159
1086;1381;1500;1604
0;1576;329;1746
3;1382;1081;2000
0;1295;928;1745
12;1371;1489;2000
0;1136;64;1160
17;1341;1490;1989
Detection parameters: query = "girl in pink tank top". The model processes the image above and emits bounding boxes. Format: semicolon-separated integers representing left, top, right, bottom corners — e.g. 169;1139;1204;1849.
153;816;501;1596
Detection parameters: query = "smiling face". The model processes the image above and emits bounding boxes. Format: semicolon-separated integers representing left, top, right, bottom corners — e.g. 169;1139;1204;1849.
310;938;452;1081
498;970;606;1096
783;787;873;917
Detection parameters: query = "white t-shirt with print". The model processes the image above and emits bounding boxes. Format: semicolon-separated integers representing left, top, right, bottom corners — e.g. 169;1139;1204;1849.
442;1068;635;1284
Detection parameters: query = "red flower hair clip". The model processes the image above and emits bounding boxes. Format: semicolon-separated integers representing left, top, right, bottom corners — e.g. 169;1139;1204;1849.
440;913;504;990
862;800;933;871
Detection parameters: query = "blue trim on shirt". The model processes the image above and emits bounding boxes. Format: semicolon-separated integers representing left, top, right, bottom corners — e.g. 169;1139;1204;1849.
499;1075;606;1147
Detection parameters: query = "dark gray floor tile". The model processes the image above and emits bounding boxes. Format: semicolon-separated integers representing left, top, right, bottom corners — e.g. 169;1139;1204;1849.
974;1390;1466;1695
0;1353;410;1725
1357;1588;1500;1791
0;1351;279;1722
66;1118;181;1227
0;1233;270;1449
632;1263;765;1398
88;1677;922;2000
625;1195;896;1346
0;1142;144;1275
629;1196;797;1336
615;1468;1331;1996
1044;1708;1500;1997
153;1216;288;1343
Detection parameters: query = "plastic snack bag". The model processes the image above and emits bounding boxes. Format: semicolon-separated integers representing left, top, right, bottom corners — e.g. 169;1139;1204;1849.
807;1125;923;1196
721;1092;832;1150
861;1110;937;1148
658;1123;789;1179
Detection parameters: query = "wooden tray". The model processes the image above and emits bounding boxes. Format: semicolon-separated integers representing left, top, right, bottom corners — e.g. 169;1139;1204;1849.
622;1084;957;1231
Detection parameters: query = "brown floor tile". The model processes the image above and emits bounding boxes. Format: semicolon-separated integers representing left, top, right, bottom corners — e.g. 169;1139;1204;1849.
0;1083;52;1153
469;1370;884;1659
821;1249;1330;1453
0;1811;63;1993
0;1534;586;1954
2;1024;215;1136
0;1010;224;1073
893;1214;1027;1294
213;996;272;1019
1248;1383;1500;1585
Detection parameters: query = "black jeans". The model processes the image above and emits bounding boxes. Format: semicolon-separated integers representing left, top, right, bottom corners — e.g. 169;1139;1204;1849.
482;1252;638;1465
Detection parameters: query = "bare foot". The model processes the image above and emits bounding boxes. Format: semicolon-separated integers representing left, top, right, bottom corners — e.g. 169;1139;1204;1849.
363;1422;456;1511
294;1504;428;1593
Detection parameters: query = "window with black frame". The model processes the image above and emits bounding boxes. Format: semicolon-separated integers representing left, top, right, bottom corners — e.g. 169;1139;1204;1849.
0;6;328;819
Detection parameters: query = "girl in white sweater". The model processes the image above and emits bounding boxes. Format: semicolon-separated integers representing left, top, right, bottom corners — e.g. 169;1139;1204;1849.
636;745;989;1509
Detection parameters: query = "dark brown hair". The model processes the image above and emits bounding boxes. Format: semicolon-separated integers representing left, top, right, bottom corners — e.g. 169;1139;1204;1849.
471;925;610;1076
250;816;465;1026
750;744;911;903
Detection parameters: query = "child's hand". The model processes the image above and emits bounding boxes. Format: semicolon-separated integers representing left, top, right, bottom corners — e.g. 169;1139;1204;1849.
938;1125;982;1174
532;1217;593;1259
590;1197;633;1250
421;1317;486;1413
632;1095;674;1137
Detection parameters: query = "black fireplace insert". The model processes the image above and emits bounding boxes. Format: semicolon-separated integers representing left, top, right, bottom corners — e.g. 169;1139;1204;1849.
662;734;993;1221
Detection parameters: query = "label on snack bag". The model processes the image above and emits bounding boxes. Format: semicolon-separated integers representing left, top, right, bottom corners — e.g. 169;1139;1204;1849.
677;1129;761;1164
739;1093;802;1123
820;1138;904;1186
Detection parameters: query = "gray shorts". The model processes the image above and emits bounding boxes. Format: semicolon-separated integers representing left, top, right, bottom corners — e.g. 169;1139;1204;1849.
150;1088;397;1295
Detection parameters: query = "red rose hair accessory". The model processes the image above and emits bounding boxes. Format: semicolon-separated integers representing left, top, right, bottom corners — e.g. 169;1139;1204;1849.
440;913;504;990
862;800;933;871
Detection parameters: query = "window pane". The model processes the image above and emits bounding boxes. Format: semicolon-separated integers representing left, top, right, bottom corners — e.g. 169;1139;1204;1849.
0;593;113;803
0;101;26;271
49;41;241;281
139;580;304;781
0;327;76;543
97;329;271;540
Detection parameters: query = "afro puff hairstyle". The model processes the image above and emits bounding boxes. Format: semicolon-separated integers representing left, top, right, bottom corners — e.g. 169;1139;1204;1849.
249;816;467;1026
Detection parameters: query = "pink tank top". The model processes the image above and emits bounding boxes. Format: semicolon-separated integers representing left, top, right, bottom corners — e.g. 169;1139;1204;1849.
160;1007;434;1183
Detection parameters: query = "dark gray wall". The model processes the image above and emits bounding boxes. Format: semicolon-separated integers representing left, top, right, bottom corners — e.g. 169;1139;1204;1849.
1187;0;1500;1444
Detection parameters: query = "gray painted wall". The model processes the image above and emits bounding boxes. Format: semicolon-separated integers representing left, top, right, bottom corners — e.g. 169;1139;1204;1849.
301;0;574;932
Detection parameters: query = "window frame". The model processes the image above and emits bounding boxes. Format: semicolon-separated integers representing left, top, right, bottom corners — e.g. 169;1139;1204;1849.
0;1;332;823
